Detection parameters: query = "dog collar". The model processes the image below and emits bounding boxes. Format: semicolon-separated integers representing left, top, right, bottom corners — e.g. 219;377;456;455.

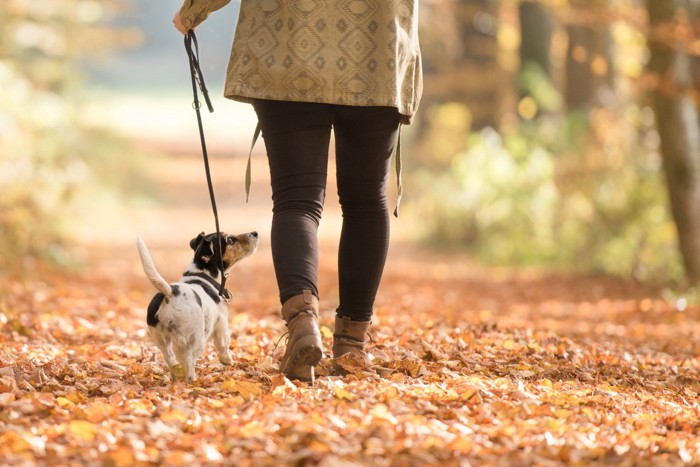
183;272;232;303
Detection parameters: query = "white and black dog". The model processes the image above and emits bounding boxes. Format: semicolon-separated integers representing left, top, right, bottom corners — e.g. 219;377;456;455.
137;231;259;382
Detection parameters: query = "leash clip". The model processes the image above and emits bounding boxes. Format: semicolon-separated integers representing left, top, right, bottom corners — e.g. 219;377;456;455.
222;291;232;305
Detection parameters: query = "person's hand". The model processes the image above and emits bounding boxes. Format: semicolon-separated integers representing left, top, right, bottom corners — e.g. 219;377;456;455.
173;11;188;35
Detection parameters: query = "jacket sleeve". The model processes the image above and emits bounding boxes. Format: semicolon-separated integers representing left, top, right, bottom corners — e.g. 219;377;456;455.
179;0;232;30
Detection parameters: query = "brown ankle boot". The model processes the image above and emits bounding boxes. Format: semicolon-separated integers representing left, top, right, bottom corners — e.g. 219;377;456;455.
279;290;323;383
332;315;371;365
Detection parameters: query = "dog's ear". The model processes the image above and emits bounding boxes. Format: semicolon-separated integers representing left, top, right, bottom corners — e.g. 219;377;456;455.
189;232;206;251
198;238;215;263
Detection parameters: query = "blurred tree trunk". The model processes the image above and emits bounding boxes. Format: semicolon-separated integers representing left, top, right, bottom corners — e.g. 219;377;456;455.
457;0;502;129
565;0;615;110
418;0;502;130
518;1;555;115
647;0;700;284
519;2;554;80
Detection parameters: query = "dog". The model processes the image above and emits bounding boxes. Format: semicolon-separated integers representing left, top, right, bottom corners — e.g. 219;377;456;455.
137;231;259;382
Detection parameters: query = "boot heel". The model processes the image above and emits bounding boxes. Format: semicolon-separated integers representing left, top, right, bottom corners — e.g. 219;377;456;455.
280;335;322;381
294;335;323;365
279;290;324;383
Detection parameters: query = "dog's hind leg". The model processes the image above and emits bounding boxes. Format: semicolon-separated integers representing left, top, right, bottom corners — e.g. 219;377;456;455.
183;350;198;382
150;329;177;367
176;336;204;383
161;343;177;369
171;344;193;382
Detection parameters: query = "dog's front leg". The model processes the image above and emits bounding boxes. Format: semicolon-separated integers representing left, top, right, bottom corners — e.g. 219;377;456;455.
184;352;198;382
212;318;233;365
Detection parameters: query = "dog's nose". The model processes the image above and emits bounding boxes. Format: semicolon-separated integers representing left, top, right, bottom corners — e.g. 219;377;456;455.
251;231;258;238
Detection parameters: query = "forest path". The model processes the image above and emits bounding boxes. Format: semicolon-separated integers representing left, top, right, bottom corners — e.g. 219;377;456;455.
2;134;700;465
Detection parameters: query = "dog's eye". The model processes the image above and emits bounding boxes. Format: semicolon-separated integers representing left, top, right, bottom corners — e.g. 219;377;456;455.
226;237;235;245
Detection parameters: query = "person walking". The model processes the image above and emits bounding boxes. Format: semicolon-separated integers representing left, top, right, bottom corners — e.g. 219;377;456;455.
174;0;422;382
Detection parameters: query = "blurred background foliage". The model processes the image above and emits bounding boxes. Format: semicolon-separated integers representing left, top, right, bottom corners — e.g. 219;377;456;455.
1;0;699;285
0;0;147;267
411;0;699;283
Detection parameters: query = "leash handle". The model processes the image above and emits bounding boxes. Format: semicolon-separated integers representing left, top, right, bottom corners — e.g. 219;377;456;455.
184;30;228;299
185;31;214;113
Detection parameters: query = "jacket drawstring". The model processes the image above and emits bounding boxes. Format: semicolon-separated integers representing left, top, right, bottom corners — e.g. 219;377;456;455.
245;122;261;202
393;123;402;217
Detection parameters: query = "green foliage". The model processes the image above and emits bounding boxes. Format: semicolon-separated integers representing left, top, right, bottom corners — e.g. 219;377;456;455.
0;0;141;267
518;62;562;114
411;103;683;282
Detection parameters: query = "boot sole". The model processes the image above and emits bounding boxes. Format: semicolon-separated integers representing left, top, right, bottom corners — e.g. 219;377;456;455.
280;335;323;382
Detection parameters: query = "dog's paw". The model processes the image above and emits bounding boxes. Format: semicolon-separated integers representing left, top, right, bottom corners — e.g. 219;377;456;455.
219;352;233;365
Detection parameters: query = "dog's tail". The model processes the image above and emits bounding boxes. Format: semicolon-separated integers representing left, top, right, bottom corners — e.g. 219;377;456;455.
136;237;172;298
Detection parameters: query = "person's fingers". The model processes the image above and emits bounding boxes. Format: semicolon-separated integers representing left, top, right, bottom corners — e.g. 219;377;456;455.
173;12;188;35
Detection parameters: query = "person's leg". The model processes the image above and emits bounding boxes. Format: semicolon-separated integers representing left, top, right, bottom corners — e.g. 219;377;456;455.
333;106;402;323
332;106;401;364
253;99;332;381
253;99;332;303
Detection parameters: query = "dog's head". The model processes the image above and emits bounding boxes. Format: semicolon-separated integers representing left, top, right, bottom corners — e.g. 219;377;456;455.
189;231;259;277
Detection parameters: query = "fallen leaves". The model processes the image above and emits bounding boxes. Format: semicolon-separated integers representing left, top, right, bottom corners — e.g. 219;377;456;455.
221;379;263;399
2;254;700;465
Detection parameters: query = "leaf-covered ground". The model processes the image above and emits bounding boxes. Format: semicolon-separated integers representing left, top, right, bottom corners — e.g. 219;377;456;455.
2;149;700;465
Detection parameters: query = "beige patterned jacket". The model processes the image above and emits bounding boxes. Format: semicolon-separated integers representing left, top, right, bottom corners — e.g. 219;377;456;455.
179;0;423;123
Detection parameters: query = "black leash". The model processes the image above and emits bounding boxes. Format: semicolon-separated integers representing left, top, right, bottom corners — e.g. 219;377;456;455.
184;30;229;301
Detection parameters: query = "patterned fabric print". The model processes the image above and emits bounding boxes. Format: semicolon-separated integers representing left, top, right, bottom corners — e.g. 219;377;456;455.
180;0;422;123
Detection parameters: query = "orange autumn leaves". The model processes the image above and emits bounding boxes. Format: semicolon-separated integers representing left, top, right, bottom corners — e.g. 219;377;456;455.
2;257;700;465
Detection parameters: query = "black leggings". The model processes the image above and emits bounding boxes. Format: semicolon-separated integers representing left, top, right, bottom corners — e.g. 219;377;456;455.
253;100;401;322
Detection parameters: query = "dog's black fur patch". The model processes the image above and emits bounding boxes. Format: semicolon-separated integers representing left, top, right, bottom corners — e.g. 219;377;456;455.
147;286;182;327
184;279;221;304
193;291;202;307
191;233;230;278
147;293;165;327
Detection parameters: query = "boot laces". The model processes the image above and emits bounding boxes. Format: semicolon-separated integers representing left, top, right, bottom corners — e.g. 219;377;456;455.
272;332;289;357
